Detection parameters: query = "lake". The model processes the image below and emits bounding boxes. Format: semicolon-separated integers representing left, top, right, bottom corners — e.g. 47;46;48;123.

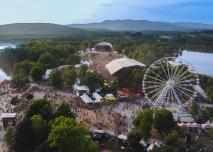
0;68;10;82
0;42;16;50
178;50;213;77
0;42;15;82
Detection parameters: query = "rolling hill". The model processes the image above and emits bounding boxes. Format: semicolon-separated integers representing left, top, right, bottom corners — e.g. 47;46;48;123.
0;20;213;40
174;22;213;30
0;23;91;39
69;19;213;32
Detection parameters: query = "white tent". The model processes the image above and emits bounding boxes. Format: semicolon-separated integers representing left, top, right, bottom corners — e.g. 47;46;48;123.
80;93;93;104
93;92;103;103
73;84;89;96
106;58;145;75
93;129;105;134
117;134;127;141
43;69;53;80
179;113;195;123
1;113;16;119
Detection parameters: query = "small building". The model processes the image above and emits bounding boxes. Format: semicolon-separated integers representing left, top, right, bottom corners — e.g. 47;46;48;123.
1;113;17;128
93;92;103;103
179;113;195;123
73;84;89;96
199;103;213;110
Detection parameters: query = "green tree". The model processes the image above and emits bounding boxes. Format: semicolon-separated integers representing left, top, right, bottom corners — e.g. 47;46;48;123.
151;145;178;152
83;72;103;91
4;127;15;145
165;130;178;146
56;103;75;118
13;60;34;76
26;93;34;101
12;119;37;152
66;54;80;65
189;102;199;119
133;109;153;140
153;109;176;134
30;65;44;81
10;96;20;105
206;107;213;121
64;66;77;87
200;76;213;103
12;71;28;88
130;68;146;92
31;115;49;143
79;64;88;80
208;128;213;139
48;116;98;152
207;87;213;103
127;130;144;152
26;99;53;121
50;69;64;88
38;53;56;68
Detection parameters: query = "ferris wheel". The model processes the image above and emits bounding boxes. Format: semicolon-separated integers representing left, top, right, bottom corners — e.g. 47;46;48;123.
142;57;199;107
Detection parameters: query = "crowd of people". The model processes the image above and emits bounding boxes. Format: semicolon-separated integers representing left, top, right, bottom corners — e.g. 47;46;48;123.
25;83;143;136
0;79;146;152
2;82;143;137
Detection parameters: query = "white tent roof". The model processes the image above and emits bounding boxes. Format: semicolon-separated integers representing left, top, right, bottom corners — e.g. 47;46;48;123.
1;113;16;119
96;42;113;48
93;92;103;101
93;129;105;134
80;93;93;104
105;93;114;98
73;84;89;91
117;134;127;140
106;58;145;75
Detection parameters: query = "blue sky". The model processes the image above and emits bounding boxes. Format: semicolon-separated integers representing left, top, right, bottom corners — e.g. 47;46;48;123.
0;0;212;25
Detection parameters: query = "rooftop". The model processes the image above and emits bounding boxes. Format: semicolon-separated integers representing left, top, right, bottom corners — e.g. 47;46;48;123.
96;42;113;48
106;57;145;75
1;113;16;119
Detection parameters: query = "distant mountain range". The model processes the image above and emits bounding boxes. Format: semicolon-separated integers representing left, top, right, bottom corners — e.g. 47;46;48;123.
69;19;213;32
0;23;90;39
0;20;213;40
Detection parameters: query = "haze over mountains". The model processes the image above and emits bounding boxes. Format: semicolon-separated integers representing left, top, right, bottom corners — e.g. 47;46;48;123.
0;23;90;39
69;19;213;31
0;20;213;39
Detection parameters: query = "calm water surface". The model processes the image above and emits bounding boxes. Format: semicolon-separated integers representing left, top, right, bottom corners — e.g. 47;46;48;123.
0;42;15;82
0;68;10;82
0;42;16;50
178;50;213;76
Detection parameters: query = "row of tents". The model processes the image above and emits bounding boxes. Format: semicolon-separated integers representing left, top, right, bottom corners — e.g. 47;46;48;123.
178;121;213;129
73;83;116;104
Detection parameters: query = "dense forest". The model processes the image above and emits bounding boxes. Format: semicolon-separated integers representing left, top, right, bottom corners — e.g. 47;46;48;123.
0;30;213;99
1;30;213;69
